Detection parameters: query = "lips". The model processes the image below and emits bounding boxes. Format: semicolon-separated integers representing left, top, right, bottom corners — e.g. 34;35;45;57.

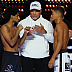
33;15;37;17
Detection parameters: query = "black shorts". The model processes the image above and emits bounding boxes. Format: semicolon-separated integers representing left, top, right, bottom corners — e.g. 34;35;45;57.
2;51;21;72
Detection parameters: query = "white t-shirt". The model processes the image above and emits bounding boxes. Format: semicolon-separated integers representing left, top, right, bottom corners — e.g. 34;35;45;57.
18;15;54;59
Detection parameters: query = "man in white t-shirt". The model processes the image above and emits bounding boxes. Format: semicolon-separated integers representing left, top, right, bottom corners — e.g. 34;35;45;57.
18;1;54;72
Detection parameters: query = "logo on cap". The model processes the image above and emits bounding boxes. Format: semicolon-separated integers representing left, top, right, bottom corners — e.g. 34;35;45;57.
32;4;38;7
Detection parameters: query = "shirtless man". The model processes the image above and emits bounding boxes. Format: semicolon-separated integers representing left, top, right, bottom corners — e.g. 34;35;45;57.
48;7;71;72
0;7;29;72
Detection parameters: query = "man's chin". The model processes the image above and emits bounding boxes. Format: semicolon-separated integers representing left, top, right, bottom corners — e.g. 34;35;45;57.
52;19;54;21
32;18;37;21
13;21;18;24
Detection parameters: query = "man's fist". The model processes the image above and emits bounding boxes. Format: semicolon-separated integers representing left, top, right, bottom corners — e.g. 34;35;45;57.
18;25;23;31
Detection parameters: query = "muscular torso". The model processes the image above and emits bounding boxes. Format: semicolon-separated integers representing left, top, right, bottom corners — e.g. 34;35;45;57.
1;25;19;52
53;22;69;51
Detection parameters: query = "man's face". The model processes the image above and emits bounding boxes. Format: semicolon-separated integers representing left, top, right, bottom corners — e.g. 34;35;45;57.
30;9;42;21
51;10;58;21
13;12;20;23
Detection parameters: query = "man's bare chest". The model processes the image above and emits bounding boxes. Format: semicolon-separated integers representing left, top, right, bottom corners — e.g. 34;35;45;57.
9;28;16;38
53;29;57;37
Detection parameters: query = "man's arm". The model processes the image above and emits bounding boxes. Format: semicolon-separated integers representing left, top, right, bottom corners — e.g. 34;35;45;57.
48;24;63;68
34;23;46;34
18;32;27;47
1;25;23;47
51;25;63;58
43;22;54;43
34;22;54;43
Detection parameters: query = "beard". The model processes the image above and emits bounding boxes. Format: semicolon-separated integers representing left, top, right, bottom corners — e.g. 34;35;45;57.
32;15;38;21
13;21;19;26
13;21;18;24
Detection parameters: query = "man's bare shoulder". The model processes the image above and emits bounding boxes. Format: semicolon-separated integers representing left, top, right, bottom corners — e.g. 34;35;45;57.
56;24;63;31
1;25;9;33
1;25;7;30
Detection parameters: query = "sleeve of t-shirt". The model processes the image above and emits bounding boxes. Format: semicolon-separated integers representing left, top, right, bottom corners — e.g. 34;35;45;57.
43;21;54;43
17;21;24;38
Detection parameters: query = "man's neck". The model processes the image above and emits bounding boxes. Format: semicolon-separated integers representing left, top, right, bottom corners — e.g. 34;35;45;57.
55;17;63;24
6;20;14;28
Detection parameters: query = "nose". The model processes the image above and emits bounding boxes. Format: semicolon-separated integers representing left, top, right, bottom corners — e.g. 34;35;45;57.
33;11;36;15
51;15;52;18
18;16;20;20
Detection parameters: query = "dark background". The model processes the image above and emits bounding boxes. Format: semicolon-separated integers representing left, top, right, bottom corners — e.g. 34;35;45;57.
0;0;72;71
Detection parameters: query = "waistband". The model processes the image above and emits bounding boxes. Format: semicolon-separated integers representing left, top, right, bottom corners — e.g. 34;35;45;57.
3;51;19;56
59;49;68;54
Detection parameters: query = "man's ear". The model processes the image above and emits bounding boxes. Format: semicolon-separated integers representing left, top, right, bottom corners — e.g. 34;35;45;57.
58;12;61;17
10;15;13;19
64;11;67;15
40;10;42;14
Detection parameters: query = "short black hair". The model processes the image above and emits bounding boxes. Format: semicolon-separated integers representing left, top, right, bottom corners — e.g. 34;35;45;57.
3;7;19;22
57;3;66;11
52;7;64;18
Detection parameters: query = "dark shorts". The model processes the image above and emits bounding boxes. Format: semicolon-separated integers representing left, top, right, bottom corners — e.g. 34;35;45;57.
2;51;21;72
0;49;4;61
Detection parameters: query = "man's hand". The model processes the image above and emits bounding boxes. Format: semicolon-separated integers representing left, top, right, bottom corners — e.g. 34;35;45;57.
30;30;36;34
24;26;30;34
69;30;72;38
24;26;34;36
48;58;55;68
18;25;23;31
34;23;46;34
